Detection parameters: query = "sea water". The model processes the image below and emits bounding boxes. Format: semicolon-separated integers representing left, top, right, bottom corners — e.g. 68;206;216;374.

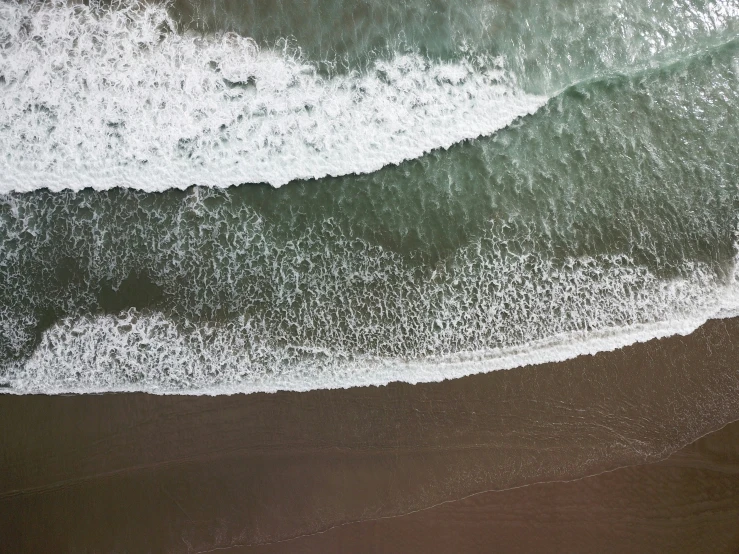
1;0;738;393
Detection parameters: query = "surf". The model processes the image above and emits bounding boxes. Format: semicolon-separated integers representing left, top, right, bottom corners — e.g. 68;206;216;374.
1;0;739;394
0;0;545;192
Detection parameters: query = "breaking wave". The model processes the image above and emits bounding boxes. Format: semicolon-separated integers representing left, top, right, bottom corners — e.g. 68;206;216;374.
0;0;544;192
6;253;739;395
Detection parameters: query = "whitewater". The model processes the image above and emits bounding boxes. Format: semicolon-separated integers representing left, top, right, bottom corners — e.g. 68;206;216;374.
0;0;545;191
8;291;739;395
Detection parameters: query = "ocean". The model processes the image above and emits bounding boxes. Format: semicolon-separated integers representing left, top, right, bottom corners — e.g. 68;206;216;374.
1;0;739;394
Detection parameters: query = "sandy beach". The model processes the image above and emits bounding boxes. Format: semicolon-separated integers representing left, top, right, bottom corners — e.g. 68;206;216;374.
3;317;739;552
250;418;739;553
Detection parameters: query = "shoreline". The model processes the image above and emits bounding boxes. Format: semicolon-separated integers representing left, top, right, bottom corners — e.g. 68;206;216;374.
3;316;739;551
6;310;736;395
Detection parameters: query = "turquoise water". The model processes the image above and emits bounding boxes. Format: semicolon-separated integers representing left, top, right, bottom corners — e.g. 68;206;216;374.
1;0;738;393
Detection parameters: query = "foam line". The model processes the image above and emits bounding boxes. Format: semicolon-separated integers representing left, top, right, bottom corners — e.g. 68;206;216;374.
0;1;545;192
5;251;738;395
3;304;736;396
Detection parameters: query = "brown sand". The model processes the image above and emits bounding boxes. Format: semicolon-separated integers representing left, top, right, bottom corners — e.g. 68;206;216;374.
2;317;739;552
248;419;739;554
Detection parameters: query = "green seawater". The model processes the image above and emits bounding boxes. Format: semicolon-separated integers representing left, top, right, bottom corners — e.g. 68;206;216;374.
174;0;739;92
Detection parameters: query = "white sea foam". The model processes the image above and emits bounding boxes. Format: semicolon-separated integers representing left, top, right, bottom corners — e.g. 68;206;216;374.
5;247;739;395
0;0;545;192
4;301;736;396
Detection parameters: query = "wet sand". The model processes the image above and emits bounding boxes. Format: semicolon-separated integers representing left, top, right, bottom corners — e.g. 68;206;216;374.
3;317;739;552
249;419;739;554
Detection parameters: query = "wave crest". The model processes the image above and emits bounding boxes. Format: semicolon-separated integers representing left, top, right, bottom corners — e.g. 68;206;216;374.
0;0;545;191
